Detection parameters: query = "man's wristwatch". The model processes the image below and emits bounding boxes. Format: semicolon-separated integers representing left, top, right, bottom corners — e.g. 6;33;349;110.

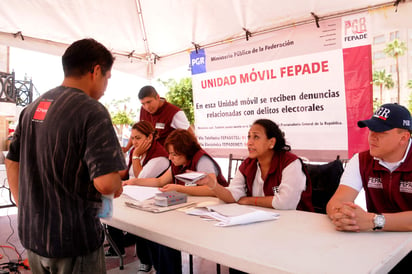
132;156;141;160
373;214;385;230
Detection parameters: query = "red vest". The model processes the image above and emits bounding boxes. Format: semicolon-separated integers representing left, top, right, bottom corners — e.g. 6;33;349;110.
238;151;314;212
171;149;228;187
139;100;181;146
127;140;169;178
359;148;412;213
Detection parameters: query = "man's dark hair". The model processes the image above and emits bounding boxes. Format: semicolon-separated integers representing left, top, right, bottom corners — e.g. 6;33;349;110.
62;38;115;77
138;85;158;100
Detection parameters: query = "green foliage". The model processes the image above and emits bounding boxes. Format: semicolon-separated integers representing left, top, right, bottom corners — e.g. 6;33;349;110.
104;97;135;138
373;98;381;112
408;93;412;115
372;70;394;89
383;39;407;58
104;97;135;126
408;80;412;90
372;69;394;104
383;39;407;103
112;111;133;125
160;77;194;124
408;81;412;114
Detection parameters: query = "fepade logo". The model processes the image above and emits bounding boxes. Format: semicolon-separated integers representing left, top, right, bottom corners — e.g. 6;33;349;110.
342;13;370;48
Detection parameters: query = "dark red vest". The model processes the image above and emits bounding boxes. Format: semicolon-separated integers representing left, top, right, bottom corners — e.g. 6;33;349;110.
359;147;412;213
139;100;181;146
171;149;228;187
238;151;314;212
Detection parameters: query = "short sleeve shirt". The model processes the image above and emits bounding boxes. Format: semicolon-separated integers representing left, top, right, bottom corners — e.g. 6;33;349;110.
7;86;126;257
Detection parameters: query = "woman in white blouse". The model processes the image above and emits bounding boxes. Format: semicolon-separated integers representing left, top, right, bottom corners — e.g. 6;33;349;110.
198;119;314;211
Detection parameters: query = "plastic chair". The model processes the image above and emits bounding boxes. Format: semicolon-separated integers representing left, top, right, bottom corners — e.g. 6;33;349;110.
227;154;244;184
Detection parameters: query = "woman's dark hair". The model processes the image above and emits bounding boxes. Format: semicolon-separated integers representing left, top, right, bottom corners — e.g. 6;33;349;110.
164;129;201;160
132;121;158;139
62;38;114;77
253;119;291;151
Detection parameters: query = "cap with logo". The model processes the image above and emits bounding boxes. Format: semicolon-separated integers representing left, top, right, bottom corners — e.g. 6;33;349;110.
358;103;412;132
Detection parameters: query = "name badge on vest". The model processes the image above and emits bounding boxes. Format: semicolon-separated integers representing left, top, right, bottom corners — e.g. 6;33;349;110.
272;186;279;195
155;122;165;130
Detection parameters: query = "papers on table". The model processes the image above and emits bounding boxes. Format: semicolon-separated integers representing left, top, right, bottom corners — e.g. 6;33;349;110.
186;203;280;227
174;172;206;186
125;199;195;213
122;185;195;213
122;185;161;202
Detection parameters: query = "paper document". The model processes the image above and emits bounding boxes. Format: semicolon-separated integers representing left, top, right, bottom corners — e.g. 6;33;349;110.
174;172;206;186
125;198;195;213
186;203;280;227
122;185;161;202
206;203;257;217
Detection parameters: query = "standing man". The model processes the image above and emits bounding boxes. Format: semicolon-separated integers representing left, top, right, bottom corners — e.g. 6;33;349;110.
123;85;192;152
326;103;412;271
5;38;126;273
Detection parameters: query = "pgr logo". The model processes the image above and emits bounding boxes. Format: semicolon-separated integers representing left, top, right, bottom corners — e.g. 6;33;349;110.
190;49;206;75
343;16;367;42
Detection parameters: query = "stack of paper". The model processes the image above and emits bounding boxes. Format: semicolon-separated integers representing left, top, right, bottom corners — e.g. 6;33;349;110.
122;186;195;213
186;203;279;227
174;172;206;186
122;185;161;201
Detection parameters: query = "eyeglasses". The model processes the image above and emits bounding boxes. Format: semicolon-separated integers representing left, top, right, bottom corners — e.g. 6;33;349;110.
168;151;181;157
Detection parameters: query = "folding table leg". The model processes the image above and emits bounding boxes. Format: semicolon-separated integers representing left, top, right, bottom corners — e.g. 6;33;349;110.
189;254;193;274
103;224;124;270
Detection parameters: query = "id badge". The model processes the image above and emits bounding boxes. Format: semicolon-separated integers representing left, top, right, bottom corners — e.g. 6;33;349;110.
155;122;165;129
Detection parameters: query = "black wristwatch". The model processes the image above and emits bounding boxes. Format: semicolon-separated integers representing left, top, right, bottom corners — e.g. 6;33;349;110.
373;214;385;230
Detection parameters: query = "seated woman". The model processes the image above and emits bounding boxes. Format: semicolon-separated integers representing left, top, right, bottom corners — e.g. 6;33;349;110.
123;129;228;274
123;128;228;194
106;121;169;273
198;119;313;212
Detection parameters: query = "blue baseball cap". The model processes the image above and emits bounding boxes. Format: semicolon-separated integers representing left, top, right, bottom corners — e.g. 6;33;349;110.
358;103;412;132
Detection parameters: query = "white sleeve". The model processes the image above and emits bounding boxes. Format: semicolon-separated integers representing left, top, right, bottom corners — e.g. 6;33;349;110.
271;159;306;210
339;153;363;192
196;155;218;174
170;111;190;129
138;157;170;179
226;169;247;201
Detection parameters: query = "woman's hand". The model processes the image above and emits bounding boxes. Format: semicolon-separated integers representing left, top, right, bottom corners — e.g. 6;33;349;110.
122;179;135;186
238;196;253;205
133;138;152;157
159;184;183;192
195;173;217;190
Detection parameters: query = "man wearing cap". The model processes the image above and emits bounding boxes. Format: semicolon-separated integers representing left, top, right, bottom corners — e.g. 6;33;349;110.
327;103;412;233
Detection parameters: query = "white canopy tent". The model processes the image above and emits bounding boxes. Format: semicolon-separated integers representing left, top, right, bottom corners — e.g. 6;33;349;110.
0;0;402;79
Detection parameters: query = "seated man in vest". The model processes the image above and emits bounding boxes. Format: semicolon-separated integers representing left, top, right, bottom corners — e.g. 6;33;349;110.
326;103;412;272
